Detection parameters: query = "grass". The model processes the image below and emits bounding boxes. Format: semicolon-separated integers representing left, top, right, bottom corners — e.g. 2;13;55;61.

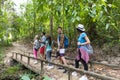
0;46;5;63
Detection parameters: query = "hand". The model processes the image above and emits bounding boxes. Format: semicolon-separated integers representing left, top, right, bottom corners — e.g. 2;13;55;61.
77;42;85;46
77;42;81;45
57;48;60;51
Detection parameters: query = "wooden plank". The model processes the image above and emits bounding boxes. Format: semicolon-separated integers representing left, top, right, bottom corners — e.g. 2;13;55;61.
12;52;119;80
68;69;71;80
12;58;40;74
13;51;120;69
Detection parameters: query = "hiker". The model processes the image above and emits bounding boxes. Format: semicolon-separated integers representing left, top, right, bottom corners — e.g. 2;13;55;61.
33;35;40;64
56;26;68;73
45;35;54;69
72;24;91;80
39;32;46;59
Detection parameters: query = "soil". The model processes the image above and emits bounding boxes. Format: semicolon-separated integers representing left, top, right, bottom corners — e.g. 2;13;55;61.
2;41;120;80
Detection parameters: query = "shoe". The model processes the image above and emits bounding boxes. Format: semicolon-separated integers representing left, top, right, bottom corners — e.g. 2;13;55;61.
58;67;63;69
79;75;88;80
34;61;38;64
47;65;54;70
63;69;67;73
72;71;77;76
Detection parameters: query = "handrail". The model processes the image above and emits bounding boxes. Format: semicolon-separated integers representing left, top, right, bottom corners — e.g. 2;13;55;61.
11;52;118;80
15;50;120;69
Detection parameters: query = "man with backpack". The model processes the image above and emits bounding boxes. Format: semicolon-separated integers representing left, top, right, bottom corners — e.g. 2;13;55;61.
56;26;69;73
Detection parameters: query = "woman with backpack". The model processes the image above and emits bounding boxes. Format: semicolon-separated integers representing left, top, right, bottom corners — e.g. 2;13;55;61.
72;24;92;80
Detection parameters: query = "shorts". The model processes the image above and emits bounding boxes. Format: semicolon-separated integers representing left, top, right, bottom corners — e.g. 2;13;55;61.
56;51;65;58
39;46;45;54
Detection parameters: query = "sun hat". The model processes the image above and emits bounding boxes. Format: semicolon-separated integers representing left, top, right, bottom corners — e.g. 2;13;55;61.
76;24;85;31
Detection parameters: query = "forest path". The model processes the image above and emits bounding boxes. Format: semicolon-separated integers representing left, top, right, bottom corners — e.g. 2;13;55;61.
4;42;120;80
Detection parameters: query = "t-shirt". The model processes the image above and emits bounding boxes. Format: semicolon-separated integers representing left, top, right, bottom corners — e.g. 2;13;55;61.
57;34;65;48
45;40;52;52
40;35;46;47
33;39;39;50
78;32;87;48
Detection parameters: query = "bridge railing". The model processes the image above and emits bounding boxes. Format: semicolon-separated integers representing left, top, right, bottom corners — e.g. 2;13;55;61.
12;52;118;80
18;49;120;69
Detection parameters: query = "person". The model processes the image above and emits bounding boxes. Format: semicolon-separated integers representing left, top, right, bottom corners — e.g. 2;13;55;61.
33;35;40;64
39;32;46;59
57;26;68;73
72;24;90;80
45;35;54;69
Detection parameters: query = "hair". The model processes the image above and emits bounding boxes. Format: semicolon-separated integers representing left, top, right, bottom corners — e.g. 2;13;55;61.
77;28;85;33
34;35;38;40
42;32;46;35
46;35;52;46
57;26;62;30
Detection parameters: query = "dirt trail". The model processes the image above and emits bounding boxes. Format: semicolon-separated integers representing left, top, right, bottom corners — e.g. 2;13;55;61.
4;42;120;80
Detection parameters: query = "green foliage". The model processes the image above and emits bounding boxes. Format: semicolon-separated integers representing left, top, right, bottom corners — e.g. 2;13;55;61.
20;74;30;80
43;76;52;80
20;73;36;80
5;65;20;74
0;0;120;46
0;46;5;62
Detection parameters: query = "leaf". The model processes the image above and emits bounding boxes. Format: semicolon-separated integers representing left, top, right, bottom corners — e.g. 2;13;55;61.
105;23;110;30
21;75;30;80
76;16;81;21
72;10;77;17
71;18;75;23
43;76;52;80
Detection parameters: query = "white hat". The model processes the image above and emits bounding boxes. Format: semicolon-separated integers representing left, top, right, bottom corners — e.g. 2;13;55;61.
76;24;85;31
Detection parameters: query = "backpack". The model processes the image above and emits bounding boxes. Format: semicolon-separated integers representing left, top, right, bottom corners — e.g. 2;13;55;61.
84;44;93;54
64;35;69;48
58;34;69;48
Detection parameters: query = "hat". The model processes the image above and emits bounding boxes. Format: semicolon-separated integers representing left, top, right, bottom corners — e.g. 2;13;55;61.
76;24;85;31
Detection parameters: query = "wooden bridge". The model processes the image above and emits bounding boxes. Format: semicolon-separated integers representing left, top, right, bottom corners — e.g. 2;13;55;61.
11;52;119;80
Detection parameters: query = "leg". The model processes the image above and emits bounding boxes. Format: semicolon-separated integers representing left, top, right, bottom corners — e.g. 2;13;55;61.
33;49;37;59
61;55;68;73
80;59;88;71
75;59;79;68
33;49;38;64
46;51;52;66
61;56;67;65
40;46;45;59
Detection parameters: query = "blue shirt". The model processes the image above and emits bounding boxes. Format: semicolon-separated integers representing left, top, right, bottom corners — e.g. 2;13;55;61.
45;41;52;52
78;32;87;48
40;36;46;47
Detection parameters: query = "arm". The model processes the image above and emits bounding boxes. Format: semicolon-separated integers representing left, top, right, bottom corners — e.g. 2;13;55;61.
77;36;90;46
84;36;90;44
40;36;46;44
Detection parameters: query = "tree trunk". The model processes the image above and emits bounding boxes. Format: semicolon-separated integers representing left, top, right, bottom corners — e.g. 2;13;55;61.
33;0;36;37
62;0;64;32
50;15;53;38
50;0;53;39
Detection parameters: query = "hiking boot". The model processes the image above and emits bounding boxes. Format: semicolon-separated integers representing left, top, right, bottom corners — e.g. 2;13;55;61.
79;75;88;80
72;71;77;76
63;69;67;73
57;67;64;70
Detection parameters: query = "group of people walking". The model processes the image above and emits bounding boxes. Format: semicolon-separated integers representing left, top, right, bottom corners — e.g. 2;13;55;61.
33;24;93;80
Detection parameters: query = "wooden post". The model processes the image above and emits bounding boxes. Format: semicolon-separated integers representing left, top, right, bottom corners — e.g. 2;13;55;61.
40;61;44;75
68;69;71;80
28;53;30;56
16;53;17;59
20;54;22;61
27;57;30;65
12;52;14;58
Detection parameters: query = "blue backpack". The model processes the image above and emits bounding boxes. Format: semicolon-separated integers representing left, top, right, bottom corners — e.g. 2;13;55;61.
58;34;69;48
